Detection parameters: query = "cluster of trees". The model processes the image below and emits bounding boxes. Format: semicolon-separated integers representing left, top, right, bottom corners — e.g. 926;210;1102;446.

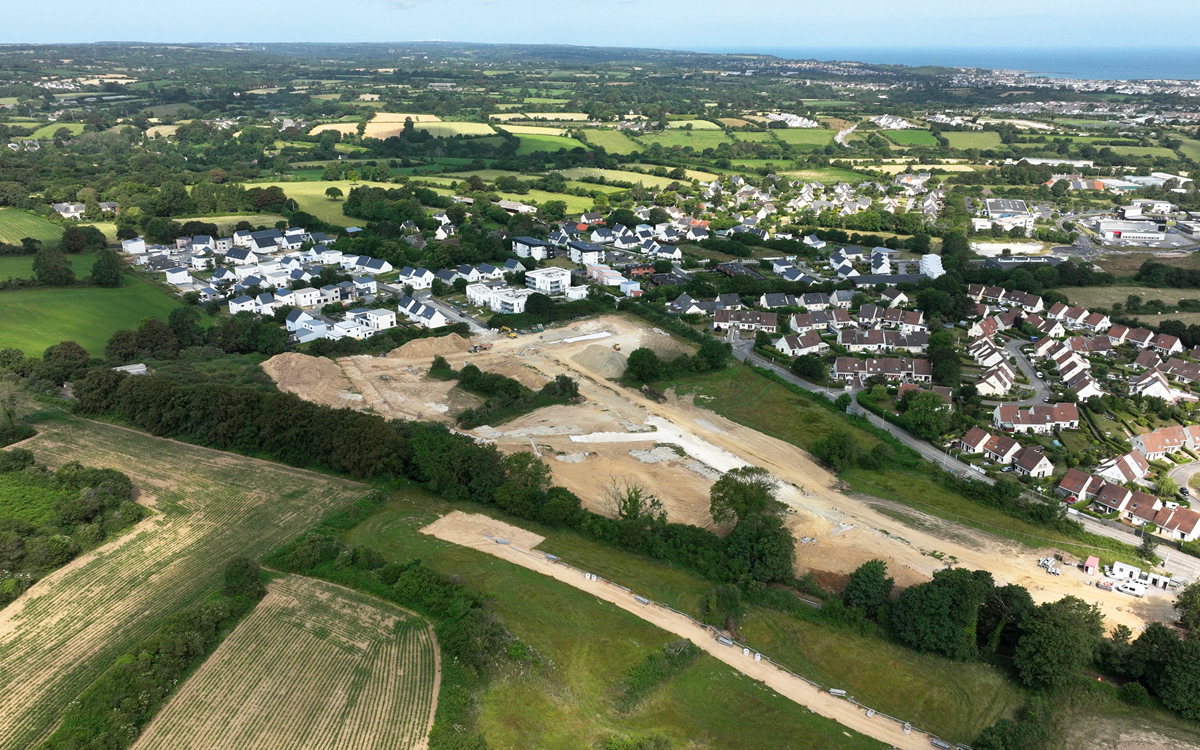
104;309;287;364
0;449;143;607
433;359;582;429
0;234;123;290
40;558;267;750
622;337;732;385
307;322;471;359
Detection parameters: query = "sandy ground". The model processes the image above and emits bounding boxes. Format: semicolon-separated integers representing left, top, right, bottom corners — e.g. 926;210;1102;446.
423;511;932;750
271;315;1176;632
970;241;1050;257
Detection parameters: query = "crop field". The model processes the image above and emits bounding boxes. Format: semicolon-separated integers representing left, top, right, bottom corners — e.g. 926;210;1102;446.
415;121;497;138
779;167;866;183
558;167;710;189
133;575;437;750
730;130;777;142
887;130;939;146
499;124;569;136
343;493;883;750
943;131;1002;149
514;134;585;155
0;275;183;356
1059;285;1199;310
524;112;590;120
145;124;179;138
0;417;368;750
772;129;837;148
0;208;64;245
637;129;731;150
666;119;721;129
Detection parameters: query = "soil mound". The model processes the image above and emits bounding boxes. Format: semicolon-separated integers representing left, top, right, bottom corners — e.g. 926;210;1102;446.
572;344;627;378
389;333;472;359
262;353;355;406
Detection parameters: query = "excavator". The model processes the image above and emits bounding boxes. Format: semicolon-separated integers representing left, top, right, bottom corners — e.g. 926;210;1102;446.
612;343;621;352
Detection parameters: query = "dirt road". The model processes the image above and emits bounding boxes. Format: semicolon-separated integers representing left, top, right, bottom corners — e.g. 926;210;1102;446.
423;511;932;750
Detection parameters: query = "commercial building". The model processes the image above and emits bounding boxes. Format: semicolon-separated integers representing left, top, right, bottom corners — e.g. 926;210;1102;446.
1096;220;1166;242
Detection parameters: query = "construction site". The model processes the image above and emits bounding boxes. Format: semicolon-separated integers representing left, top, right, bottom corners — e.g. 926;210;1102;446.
264;314;1175;632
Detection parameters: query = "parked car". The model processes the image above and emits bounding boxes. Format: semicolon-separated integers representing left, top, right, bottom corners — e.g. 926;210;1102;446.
1036;372;1044;379
1181;487;1191;497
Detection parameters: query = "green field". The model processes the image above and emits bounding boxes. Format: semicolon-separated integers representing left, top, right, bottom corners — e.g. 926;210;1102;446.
779;167;866;183
1058;285;1197;310
0;473;60;526
1180;139;1200;162
637;130;732;150
944;132;1003;150
666;119;722;130
559;167;708;189
345;494;887;749
27;122;86;140
515;133;586;155
0;274;183;356
415;121;497;137
729;130;777;142
347;488;1019;745
772;129;837;149
1106;146;1177;159
0;254;37;278
0;417;368;750
0;208;64;245
888;130;939;147
251;180;378;226
581;129;642;154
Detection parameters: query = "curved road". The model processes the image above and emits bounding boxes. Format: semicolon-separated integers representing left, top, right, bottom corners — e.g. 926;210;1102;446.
982;338;1049;408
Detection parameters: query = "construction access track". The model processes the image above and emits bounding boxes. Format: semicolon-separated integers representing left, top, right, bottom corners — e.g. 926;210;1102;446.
423;511;933;750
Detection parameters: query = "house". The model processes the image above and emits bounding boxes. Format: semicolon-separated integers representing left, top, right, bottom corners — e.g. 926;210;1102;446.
467;283;537;314
832;357;932;384
1131;425;1200;461
1160;358;1200;384
525;267;572;295
775;331;829;357
1094;483;1134;514
1151;333;1184;356
830;290;856;309
759;293;798;309
880;288;908;308
992;403;1080;434
957;426;992;453
164;267;191;286
1095;451;1152;484
224;247;258;266
801;292;831;311
1013;446;1054;478
975;363;1016;397
1056;469;1103;501
512;237;554;259
52;202;85;220
981;432;1022;464
716;293;744;311
568;241;604;266
349;308;398;332
121;238;146;254
712;310;778;333
837;328;927;354
228;295;258;314
1130;370;1193;403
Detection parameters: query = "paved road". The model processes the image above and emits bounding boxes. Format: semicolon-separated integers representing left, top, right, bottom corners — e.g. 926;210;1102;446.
834;124;857;146
982;338;1049;408
735;341;1200;582
415;293;491;336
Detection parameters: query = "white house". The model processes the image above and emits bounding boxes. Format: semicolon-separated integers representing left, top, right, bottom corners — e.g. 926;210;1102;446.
526;267;572;295
775;332;828;357
568;241;604;266
164;267;192;286
228;295;258;314
512;237;554;260
121;238;146;254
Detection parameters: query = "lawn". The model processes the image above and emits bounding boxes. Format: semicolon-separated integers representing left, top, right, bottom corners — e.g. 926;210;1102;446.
581;129;642;154
347;487;1018;745
0;274;183;356
1179;139;1200;162
888;130;939;147
1059;285;1200;310
0;417;368;750
0;208;64;245
515;134;586;155
773;129;837;149
637;130;732;150
249;180;383;226
0;251;100;280
944;132;1003;150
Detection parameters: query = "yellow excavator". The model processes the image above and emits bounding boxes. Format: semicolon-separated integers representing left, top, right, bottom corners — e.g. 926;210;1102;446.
501;326;517;339
612;343;621;352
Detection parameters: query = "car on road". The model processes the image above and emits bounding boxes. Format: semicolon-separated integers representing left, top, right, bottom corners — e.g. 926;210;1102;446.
1043;397;1050;403
1036;372;1044;379
1182;487;1191;497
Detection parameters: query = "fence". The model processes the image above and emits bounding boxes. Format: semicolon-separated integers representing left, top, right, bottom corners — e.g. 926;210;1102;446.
503;537;938;745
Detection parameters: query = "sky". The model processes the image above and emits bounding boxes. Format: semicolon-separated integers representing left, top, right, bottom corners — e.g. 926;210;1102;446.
2;0;1198;53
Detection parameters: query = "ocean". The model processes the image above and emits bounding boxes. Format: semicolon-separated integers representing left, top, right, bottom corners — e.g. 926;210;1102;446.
698;46;1200;82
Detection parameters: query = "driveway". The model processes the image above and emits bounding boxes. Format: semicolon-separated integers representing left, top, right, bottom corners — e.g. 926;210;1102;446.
414;293;491;336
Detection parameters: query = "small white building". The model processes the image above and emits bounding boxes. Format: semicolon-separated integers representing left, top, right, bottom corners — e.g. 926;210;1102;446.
525;267;572;296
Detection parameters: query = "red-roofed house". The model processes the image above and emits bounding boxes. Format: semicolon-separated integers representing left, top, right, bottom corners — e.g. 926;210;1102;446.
957;426;991;453
982;433;1021;464
1095;451;1151;484
1013;446;1054;478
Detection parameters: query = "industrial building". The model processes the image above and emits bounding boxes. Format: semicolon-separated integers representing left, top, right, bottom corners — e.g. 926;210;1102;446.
1096;220;1166;242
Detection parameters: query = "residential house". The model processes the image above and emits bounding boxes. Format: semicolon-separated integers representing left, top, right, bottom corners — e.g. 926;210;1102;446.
1131;425;1200;461
1013;446;1054;478
712;310;778;333
981;432;1022;464
992;403;1080;434
975;363;1017;397
774;332;829;357
1095;451;1152;484
957;426;992;453
1056;469;1104;501
832;357;932;384
512;237;555;260
880;288;908;308
526;267;572;295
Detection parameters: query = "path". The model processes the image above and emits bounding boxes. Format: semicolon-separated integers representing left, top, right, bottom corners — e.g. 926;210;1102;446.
423;512;933;750
834;124;857;146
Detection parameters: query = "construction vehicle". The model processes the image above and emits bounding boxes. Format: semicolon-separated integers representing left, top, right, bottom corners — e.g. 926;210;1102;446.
501;326;517;339
612;343;621;351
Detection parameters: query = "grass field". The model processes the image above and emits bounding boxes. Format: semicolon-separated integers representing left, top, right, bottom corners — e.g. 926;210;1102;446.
348;488;1018;744
888;130;939;147
1059;285;1199;310
637;130;732;150
27;122;86;140
1180;139;1200;162
1094;251;1200;278
729;130;777;142
515;134;586;155
345;494;887;749
251;180;381;226
0;417;368;750
558;167;708;189
499;124;569;136
780;167;866;183
772;129;837;149
132;574;436;750
0;473;60;526
416;121;497;138
1106;146;1177;159
666;119;721;129
0;208;64;245
0;275;183;356
944;132;1003;150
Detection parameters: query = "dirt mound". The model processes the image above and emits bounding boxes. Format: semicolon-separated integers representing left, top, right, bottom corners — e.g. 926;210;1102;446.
572;344;627;378
262;353;356;408
389;333;472;360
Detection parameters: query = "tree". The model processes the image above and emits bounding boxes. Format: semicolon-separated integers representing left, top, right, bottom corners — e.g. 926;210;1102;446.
1139;532;1159;561
1160;639;1200;719
89;251;124;287
904;390;951;439
1177;581;1200;634
977;584;1035;656
540;200;568;222
812;430;859;472
791;354;826;383
33;247;75;286
168;306;205;348
155;180;194;216
41;341;90;384
1014;596;1105;690
325;186;344;201
1157;475;1178;498
431;279;448;296
709;466;781;525
61;225;88;254
524;292;555;320
625;348;663;383
725;515;796;584
604;478;664;522
893;567;994;661
844;560;893;616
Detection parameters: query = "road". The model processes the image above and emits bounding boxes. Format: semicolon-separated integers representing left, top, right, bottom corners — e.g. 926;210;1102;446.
735;340;1200;583
982;338;1049;408
415;293;492;336
834;124;857;146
